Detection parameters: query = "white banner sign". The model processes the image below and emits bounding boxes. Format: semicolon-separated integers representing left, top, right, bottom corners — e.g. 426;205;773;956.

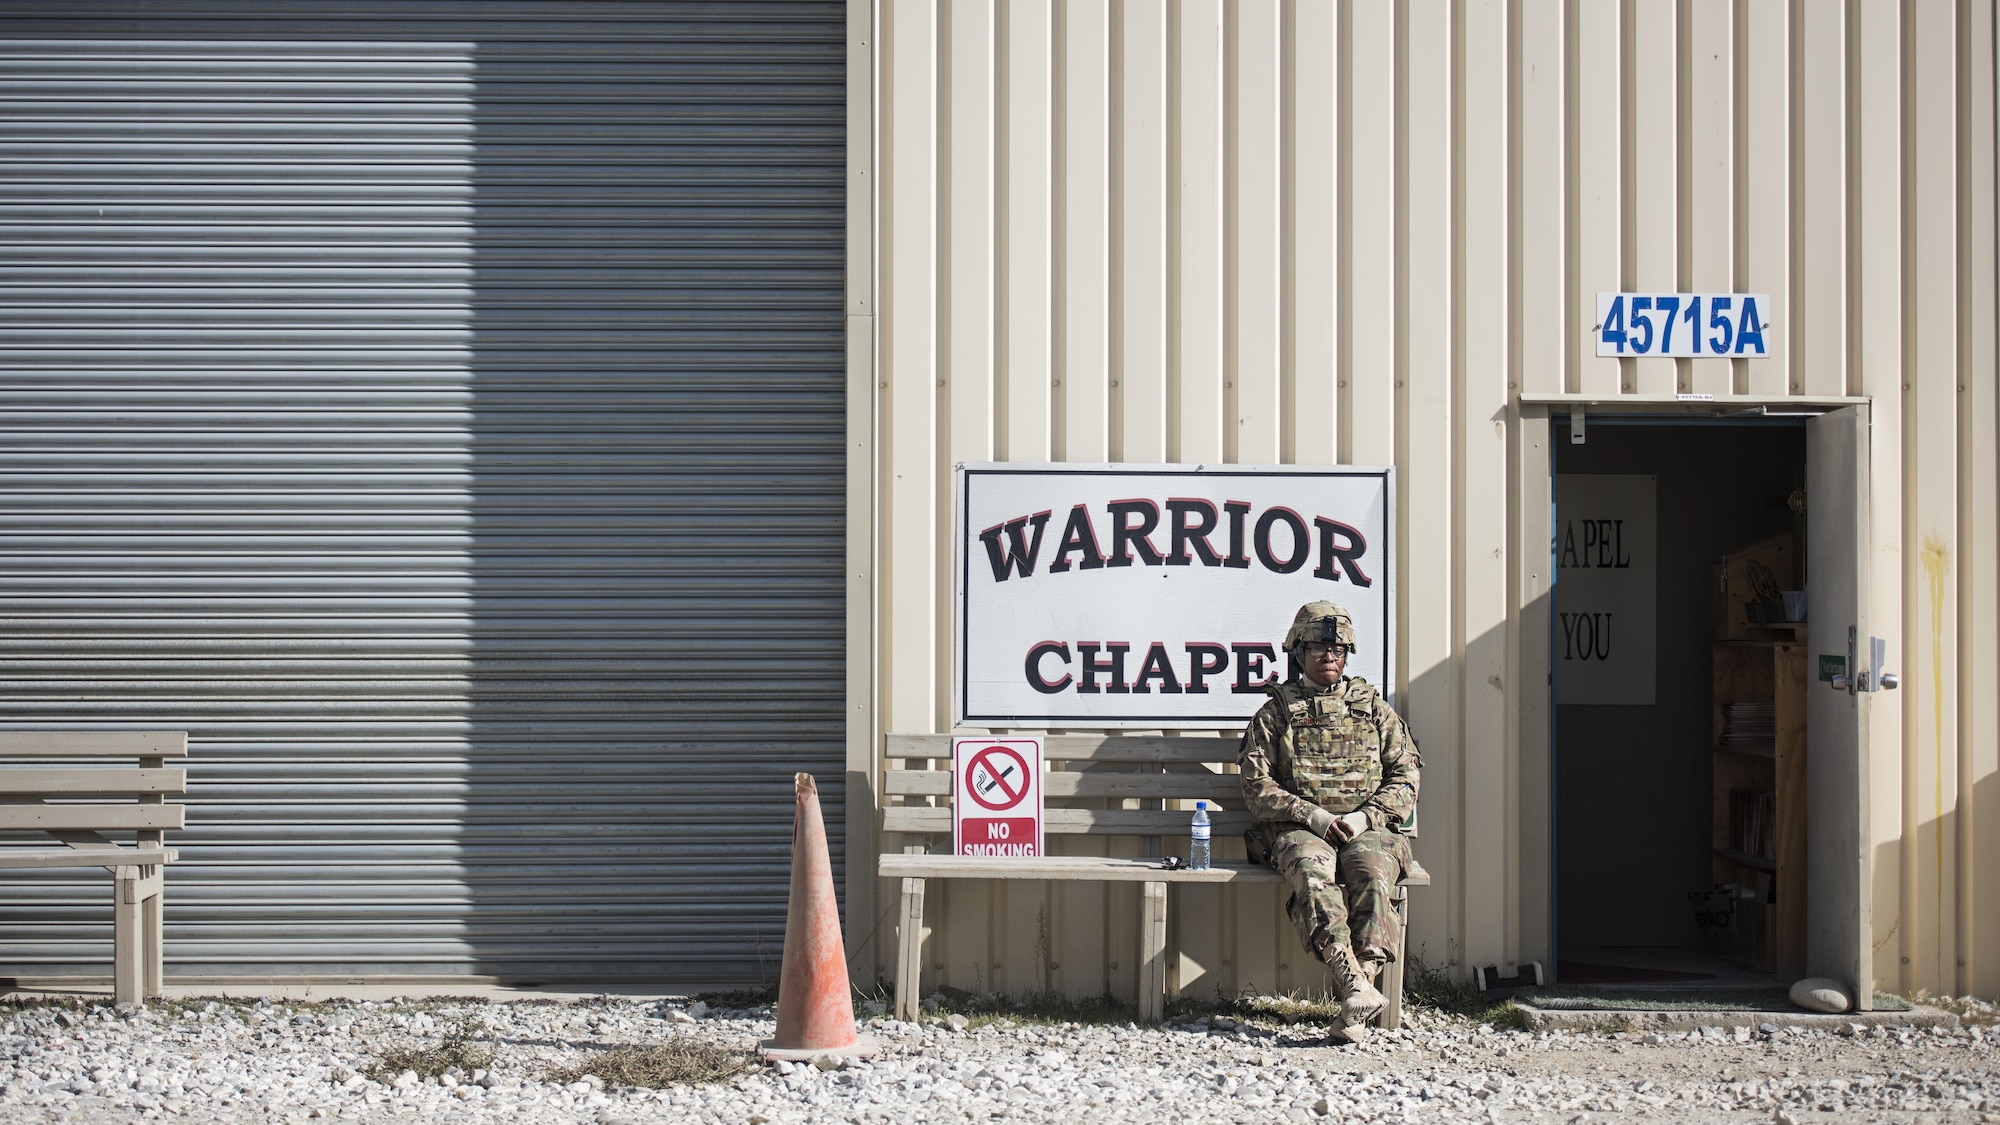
957;464;1393;727
1595;292;1771;357
1554;474;1657;705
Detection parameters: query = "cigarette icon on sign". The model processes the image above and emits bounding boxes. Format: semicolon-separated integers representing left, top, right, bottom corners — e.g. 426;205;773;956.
974;760;1016;798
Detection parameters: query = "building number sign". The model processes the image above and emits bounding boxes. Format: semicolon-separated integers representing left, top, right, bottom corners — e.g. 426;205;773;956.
1595;292;1770;358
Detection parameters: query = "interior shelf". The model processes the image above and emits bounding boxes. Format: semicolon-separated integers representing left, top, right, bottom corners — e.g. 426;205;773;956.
1714;846;1777;873
1711;533;1807;979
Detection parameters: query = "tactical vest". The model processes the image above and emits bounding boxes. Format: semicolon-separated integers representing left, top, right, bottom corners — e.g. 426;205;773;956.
1269;676;1383;815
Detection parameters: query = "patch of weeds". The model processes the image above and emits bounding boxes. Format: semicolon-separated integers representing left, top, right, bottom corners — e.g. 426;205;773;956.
692;985;777;1007
1901;990;1991;1024
1401;957;1521;1026
545;1041;748;1088
928;990;1137;1029
364;1018;497;1082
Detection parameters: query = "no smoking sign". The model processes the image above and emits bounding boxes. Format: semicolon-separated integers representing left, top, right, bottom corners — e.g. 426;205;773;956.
951;737;1044;857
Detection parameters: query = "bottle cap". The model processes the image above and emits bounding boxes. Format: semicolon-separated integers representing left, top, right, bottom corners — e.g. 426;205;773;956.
1196;801;1207;809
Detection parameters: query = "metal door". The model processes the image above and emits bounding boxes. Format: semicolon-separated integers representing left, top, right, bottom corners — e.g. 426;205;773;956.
1805;404;1883;1005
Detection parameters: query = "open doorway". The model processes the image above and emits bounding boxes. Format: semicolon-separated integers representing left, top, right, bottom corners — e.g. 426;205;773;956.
1551;416;1808;988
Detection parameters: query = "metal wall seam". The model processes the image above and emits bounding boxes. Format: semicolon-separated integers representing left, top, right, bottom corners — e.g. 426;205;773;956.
0;1;846;983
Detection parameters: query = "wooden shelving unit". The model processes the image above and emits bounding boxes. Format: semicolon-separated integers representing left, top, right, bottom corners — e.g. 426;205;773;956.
1710;532;1807;978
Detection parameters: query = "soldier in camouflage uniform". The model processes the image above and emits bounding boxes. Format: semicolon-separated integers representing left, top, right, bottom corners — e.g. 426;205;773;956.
1238;601;1421;1035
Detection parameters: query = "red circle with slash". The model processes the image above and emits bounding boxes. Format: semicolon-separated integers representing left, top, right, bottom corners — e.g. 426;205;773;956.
963;745;1031;812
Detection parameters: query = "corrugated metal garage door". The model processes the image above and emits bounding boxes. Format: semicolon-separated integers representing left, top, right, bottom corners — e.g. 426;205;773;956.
0;2;845;983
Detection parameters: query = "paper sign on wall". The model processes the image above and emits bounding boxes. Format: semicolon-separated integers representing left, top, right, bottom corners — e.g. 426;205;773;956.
957;464;1394;727
1554;474;1657;705
951;737;1044;857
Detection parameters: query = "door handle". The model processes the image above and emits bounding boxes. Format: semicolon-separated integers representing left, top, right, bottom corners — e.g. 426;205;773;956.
1869;635;1899;691
1832;629;1898;693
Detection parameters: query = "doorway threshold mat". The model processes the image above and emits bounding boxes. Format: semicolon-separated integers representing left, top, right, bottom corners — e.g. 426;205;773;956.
1517;987;1912;1013
1555;959;1716;984
1512;991;1950;1034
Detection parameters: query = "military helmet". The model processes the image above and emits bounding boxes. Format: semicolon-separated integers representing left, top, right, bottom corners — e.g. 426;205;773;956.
1284;600;1358;655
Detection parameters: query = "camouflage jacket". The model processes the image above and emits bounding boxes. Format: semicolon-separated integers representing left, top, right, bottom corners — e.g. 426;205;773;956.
1237;674;1421;835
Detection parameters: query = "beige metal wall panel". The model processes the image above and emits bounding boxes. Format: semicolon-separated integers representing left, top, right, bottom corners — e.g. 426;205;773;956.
1117;1;1170;462
1850;0;1906;995
1571;0;1622;394
1903;0;1961;999
1231;0;1283;466
863;0;1999;999
1626;0;1678;396
1517;0;1566;397
1291;0;1340;463
1177;0;1227;464
1061;0;1112;461
1681;0;1733;397
881;0;939;745
846;0;881;973
1955;0;1997;1003
1342;1;1397;465
1458;0;1516;970
947;0;998;473
1513;409;1556;965
1737;0;1788;396
1400;0;1459;970
1792;1;1846;397
1004;0;1055;462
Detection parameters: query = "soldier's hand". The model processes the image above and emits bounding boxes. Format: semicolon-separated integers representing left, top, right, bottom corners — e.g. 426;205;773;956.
1326;811;1368;845
1325;815;1357;845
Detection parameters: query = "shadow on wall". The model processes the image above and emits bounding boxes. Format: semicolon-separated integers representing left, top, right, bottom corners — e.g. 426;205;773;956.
457;13;847;985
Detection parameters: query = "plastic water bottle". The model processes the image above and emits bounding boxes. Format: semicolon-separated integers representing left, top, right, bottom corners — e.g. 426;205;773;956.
1189;801;1212;870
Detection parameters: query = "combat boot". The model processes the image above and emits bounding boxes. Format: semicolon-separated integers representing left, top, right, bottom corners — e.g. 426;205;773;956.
1327;942;1387;1027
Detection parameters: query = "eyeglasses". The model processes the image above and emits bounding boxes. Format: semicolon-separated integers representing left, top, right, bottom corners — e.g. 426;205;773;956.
1303;642;1349;658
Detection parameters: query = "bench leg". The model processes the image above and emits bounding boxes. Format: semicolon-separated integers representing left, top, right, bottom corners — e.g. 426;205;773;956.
1379;888;1408;1030
1139;881;1167;1023
112;868;141;1006
142;870;164;999
894;876;926;1021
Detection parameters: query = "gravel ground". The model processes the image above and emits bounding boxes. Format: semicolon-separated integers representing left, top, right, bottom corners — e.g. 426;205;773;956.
0;992;1992;1124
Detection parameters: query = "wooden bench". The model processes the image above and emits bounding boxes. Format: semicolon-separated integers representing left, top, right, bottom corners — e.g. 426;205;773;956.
878;733;1427;1025
0;732;187;1005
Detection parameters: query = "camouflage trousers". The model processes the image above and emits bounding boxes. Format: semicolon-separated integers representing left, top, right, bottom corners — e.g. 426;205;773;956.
1255;824;1411;965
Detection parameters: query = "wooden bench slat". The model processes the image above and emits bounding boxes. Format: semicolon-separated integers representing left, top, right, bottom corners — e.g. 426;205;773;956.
887;734;1237;763
0;732;187;759
0;769;187;796
883;806;1252;836
0;805;185;832
0;848;179;870
884;769;1241;801
879;852;1428;888
879;854;1284;883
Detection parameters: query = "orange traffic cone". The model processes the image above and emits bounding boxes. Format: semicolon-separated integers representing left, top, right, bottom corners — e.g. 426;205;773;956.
759;772;879;1061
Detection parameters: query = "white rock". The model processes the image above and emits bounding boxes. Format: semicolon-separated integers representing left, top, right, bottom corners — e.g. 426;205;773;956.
686;1001;710;1020
1789;977;1853;1013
